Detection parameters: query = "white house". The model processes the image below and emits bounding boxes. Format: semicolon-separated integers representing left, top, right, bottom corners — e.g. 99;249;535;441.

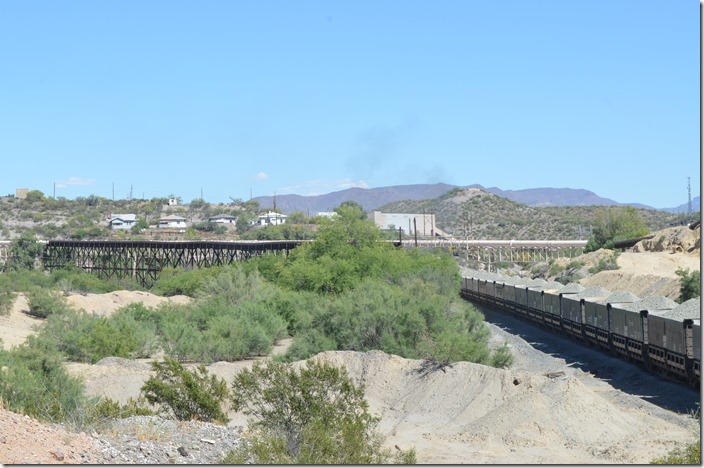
255;211;288;226
158;215;187;229
208;214;237;224
108;213;138;230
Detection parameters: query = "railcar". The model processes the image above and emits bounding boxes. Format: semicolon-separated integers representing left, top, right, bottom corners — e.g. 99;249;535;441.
541;289;562;330
560;294;584;337
525;286;545;323
462;273;701;383
692;320;701;380
460;271;700;385
642;310;693;379
606;303;647;362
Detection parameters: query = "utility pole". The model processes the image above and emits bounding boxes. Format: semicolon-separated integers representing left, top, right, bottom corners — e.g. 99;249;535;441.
413;218;417;246
688;177;692;214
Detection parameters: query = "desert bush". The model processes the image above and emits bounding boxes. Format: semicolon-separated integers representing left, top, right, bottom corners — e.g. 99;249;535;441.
224;360;415;464
157;297;286;363
0;339;90;424
0;276;17;316
88;396;154;422
651;440;700;464
140;357;229;424
150;266;225;297
279;277;511;368
36;306;158;363
25;287;71;318
675;268;700;303
588;252;620;274
548;261;564;277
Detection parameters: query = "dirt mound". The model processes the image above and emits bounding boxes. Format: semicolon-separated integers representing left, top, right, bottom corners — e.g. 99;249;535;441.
634;224;701;254
311;350;695;464
0;291;191;350
0;406;106;464
66;290;191;317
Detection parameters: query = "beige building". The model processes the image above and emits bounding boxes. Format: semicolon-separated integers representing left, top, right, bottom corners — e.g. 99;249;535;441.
368;211;438;237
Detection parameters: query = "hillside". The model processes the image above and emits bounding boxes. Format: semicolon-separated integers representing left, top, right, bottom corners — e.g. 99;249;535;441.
252;182;699;214
0;186;696;241
379;187;690;240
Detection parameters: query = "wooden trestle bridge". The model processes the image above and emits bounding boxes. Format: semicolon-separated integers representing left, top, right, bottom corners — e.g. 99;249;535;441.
0;238;587;288
41;240;304;287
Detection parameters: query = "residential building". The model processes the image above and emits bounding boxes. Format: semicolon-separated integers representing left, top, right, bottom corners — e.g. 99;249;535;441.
208;214;237;224
254;211;288;226
108;213;138;230
158;215;187;229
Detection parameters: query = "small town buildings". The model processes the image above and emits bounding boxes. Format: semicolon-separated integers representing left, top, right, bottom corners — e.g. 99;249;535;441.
108;213;138;230
254;211;288;226
208;214;237;224
158;215;187;229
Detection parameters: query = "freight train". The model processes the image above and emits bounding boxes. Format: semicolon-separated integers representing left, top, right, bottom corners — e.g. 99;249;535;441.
460;270;701;385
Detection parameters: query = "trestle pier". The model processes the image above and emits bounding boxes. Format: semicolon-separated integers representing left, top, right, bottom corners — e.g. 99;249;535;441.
42;240;304;288
408;239;588;270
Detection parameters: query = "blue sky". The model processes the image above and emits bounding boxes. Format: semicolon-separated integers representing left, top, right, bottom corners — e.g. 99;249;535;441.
0;0;699;209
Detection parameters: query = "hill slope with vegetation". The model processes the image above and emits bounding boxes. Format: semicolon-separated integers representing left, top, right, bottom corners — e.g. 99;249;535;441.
378;187;695;239
0;187;697;242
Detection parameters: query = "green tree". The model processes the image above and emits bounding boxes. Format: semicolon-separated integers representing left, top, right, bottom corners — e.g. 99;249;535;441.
287;210;309;224
675;268;700;303
225;360;415;464
24;190;45;203
585;206;649;252
130;218;149;233
9;233;44;271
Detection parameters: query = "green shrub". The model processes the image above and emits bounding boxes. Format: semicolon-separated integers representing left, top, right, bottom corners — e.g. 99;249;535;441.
651;441;700;464
150;266;225;297
0;339;90;424
676;268;700;303
0;276;17;316
140;357;230;424
278;277;511;368
25;287;70;318
584;206;649;252
36;306;158;363
88;396;154;423
225;360;415;464
588;252;620;274
548;263;564;277
8;232;44;271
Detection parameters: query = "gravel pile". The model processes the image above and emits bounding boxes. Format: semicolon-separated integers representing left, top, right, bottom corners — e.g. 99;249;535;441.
663;297;701;321
572;286;611;299
625;296;679;312
600;291;640;305
93;416;245;464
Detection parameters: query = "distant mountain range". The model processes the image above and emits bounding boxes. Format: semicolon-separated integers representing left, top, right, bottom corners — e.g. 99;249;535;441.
253;183;700;215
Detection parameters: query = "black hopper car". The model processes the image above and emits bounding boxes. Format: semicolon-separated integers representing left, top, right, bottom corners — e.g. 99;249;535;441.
461;271;700;385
